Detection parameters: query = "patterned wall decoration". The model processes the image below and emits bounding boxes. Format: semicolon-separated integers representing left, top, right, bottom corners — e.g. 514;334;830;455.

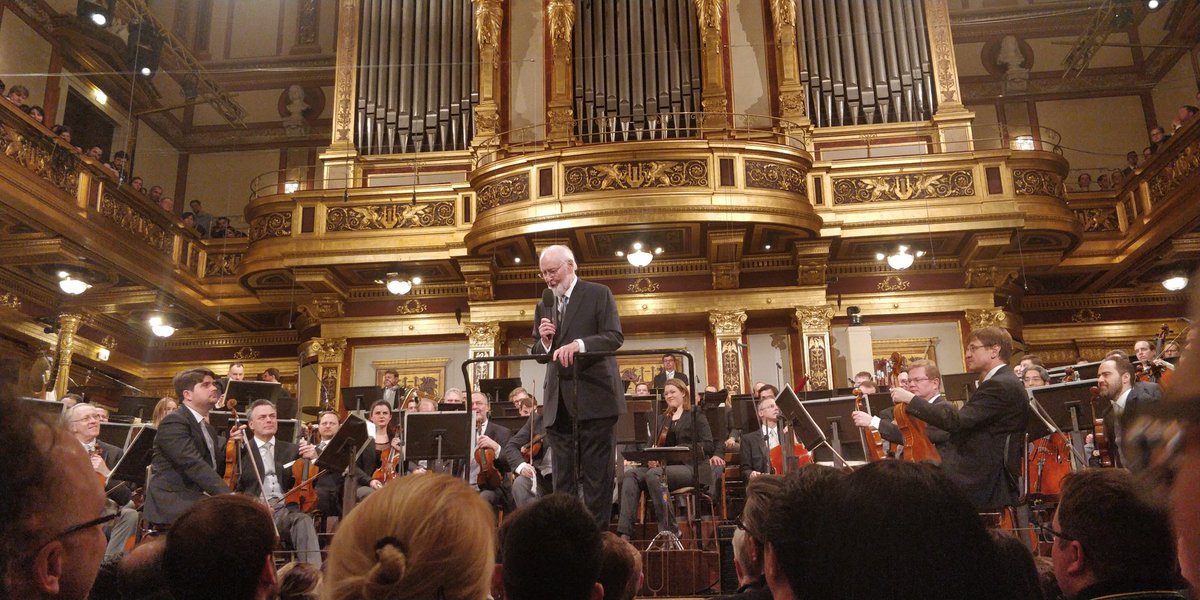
628;277;660;293
97;193;171;255
205;252;243;277
1012;169;1066;200
720;339;743;392
877;275;911;291
1074;207;1119;233
1147;141;1199;206
832;170;974;204
564;159;708;194
745;160;807;193
326;201;454;231
477;173;530;211
249;212;293;240
395;298;428;315
1070;308;1101;323
0;123;81;193
806;336;830;390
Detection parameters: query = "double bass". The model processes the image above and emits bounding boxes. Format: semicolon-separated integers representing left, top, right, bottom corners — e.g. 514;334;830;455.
854;388;887;462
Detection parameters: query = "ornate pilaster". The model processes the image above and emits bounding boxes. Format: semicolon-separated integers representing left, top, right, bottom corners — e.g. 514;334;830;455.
53;313;82;399
709;310;747;393
793;306;834;391
708;229;744;290
546;0;576;142
767;0;809;127
300;337;347;411
472;0;505;145
321;0;361;186
465;321;503;387
924;0;975;149
295;295;346;333
695;0;729;130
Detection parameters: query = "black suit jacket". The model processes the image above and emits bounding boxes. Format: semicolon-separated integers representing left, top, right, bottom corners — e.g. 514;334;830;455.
144;406;231;524
662;410;716;490
739;429;770;479
236;438;299;502
503;414;548;471
1102;381;1163;466
312;440;346;516
653;370;689;390
905;366;1030;511
531;278;625;428
478;421;514;472
96;439;132;506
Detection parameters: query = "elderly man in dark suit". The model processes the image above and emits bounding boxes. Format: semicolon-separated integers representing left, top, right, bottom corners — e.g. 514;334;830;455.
739;385;779;479
469;390;513;513
892;326;1030;512
66;402;138;559
144;368;233;527
532;244;625;529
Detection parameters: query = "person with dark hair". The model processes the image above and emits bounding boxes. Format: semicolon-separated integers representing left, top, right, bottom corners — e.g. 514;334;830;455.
60;392;84;409
276;561;320;600
117;537;172;600
358;399;397;498
1023;365;1051;388
260;367;293;407
1016;354;1044;378
991;531;1046;600
501;493;603;600
854;360;951;459
51;124;71;143
1149;126;1171;153
652;354;688;389
236;399;321;566
503;391;553;508
130;176;144;193
163;494;278;600
144;368;232;526
598;532;642;600
0;394;108;600
188;199;213;237
805;461;1003;600
1049;469;1185;599
714;475;786;600
380;369;402;408
892;326;1030;511
758;465;846;599
1095;356;1161;467
6;84;29;105
28;105;45;124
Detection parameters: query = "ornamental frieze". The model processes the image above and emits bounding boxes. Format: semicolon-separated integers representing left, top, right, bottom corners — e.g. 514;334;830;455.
326;201;454;231
1012;169;1066;200
477;173;530;212
1074;207;1119;233
205;252;243;278
832;170;974;204
564;159;708;194
249;212;293;240
745;160;807;193
1147;141;1200;206
97;193;171;255
0;122;81;193
806;336;831;390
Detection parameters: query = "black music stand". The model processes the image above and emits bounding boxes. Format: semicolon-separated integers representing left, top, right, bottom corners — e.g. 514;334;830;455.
404;411;473;481
941;373;979;403
208;410;245;432
479;377;523;404
21;397;65;418
801;395;867;466
99;422;135;449
341;386;384;412
276;419;300;444
313;413;370;515
108;427;156;486
490;415;529;435
224;381;285;409
117;396;161;422
616;398;654;445
732;394;758;433
775;384;850;468
1029;378;1097;467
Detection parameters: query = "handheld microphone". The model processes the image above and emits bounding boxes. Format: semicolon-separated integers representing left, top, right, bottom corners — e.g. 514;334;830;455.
542;288;556;315
537;288;557;364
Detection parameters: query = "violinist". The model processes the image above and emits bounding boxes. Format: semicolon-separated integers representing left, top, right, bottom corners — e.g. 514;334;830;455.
236;399;321;566
144;369;232;527
616;378;714;541
358;400;399;497
502;394;553;508
509;385;535;414
469;391;512;513
851;380;901;448
1095;356;1162;467
739;385;780;479
65;403;138;560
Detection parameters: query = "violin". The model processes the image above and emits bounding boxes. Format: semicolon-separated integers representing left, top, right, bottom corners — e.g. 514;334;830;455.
223;399;241;488
285;423;322;513
1089;385;1114;468
371;424;402;485
854;389;887;462
90;444;108;487
475;422;503;490
519;405;545;463
1140;323;1172;385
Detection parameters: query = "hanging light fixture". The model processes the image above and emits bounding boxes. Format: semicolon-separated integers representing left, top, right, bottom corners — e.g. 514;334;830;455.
384;273;422;295
1162;274;1188;291
57;271;91;295
615;242;663;268
875;245;925;271
148;315;175;337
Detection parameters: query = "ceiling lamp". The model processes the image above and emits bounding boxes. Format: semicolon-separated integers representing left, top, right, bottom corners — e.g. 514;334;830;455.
57;271;91;295
384;273;421;295
77;0;114;27
148;315;175;337
875;245;925;271
615;242;663;268
1162;274;1188;291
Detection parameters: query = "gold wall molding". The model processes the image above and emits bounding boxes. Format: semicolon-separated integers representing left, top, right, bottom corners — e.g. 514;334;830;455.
1070;308;1101;323
477;172;530;212
628;278;660;294
710;308;748;393
1024;290;1186;311
877;275;911;291
545;0;575;141
396;298;428;315
248;212;293;240
350;282;470;300
793;306;834;391
712;263;739;290
963;266;1018;289
459;257;497;302
97;192;171;255
326;201;455;231
964;308;1009;332
0;122;81;193
301;337;347;363
745;160;807;193
154;331;299;350
832;170;975;204
464;321;501;346
1147;141;1200;205
233;346;260;360
793;305;834;333
1012;169;1066;200
1074;207;1120;233
563;160;709;194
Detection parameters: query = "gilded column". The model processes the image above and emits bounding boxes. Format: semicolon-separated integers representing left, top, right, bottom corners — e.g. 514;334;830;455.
709;310;747;393
472;0;505;145
695;0;729;130
53;313;83;399
923;0;974;150
767;0;809;127
793;306;834;391
320;0;361;186
300;337;347;411
545;0;576;142
465;321;503;388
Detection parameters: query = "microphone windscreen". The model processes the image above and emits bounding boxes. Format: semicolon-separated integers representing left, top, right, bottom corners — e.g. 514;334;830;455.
542;288;556;311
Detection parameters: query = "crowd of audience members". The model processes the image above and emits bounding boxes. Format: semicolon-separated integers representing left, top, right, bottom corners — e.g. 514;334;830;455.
1073;96;1200;192
1;78;246;239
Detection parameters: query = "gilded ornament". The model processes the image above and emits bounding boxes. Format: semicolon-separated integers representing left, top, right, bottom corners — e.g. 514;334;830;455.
925;0;961;105
249;212;293;240
547;0;575;50
296;0;319;45
301;337;347;363
877;276;910;292
1070;308;1101;323
474;0;503;55
793;305;834;332
205;252;243;278
97;193;171;254
769;0;797;44
547;107;575;130
709;310;747;337
320;366;340;401
712;264;739;290
778;91;805;114
310;297;345;319
1012;169;1066;200
964;266;1018;288
628;278;660;294
396;298;428;315
694;0;724;53
465;276;495;302
326;202;454;231
1147;141;1200;206
0;122;81;193
475;108;500;133
745;160;807;193
806;336;830;390
0;292;20;309
333;0;358;141
964;308;1007;331
564;160;708;194
100;335;118;351
720;339;742;392
465;321;501;346
1073;208;1119;233
796;260;826;286
477;173;530;211
233;346;260;360
832;170;974;204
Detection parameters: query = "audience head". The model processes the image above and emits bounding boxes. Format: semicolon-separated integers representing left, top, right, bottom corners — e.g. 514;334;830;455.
906;359;941;398
164;494;278;600
189;199;203;213
51;124;71;143
181;212;194;227
500;493;603;600
130;176;143;191
116;537;171;600
1126;150;1139;167
382;369;398;387
758;384;778;401
158;197;174;213
1076;172;1091;190
325;473;495;600
736;474;787;586
661;353;677;372
261;367;281;383
7;85;29;105
1143;146;1153;159
1134;340;1154;362
1150;126;1168;144
86;146;103;161
28;105;44;123
0;395;107;600
416;397;438;412
60;392;83;408
598;532;641;600
111;150;127;168
368;400;391;428
1178;104;1198;123
65;402;102;442
1112;169;1125;187
758;466;846;599
228;362;245;381
1051;469;1179;598
1096;357;1134;401
990;531;1045;600
634;382;650;395
276;561;321;600
148;186;163;201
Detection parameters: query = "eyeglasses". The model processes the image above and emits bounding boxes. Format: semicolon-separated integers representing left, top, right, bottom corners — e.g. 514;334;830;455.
40;505;119;550
733;515;759;540
1036;520;1075;542
539;262;567;279
908;377;935;383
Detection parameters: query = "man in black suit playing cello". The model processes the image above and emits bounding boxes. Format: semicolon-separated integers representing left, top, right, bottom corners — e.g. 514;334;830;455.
532;244;625;530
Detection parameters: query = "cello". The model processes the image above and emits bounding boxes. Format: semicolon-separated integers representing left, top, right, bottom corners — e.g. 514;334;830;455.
854;388;887;462
1026;432;1071;498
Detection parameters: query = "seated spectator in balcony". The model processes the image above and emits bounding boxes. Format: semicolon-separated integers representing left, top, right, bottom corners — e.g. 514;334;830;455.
130;176;144;193
182;212;196;231
107;150;128;181
1111;170;1125;188
1096;173;1111;190
190;199;214;237
1143;146;1153;162
158;197;174;214
27;105;44;124
52;124;72;144
6;84;29;105
211;216;247;238
1076;172;1092;192
148;185;164;203
1121;151;1139;176
1149;126;1170;153
1174;105;1199;132
86;146;103;161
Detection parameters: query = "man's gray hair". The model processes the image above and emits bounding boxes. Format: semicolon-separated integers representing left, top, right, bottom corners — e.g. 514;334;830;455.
539;244;575;263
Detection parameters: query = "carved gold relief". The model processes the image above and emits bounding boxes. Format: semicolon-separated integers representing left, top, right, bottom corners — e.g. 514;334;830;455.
712;263;739;290
97;193;171;255
925;0;962;106
100;335;117;350
628;277;660;294
249;212;293;240
1147;141;1200;206
806;336;830;390
720;339;742;392
477;173;530;211
475;108;500;134
474;0;503;56
695;0;724;52
396;298;428;315
964;308;1008;331
794;305;834;332
311;297;345;319
465;276;495;302
1012;169;1066;200
769;0;797;44
564;160;708;194
333;0;358;142
326;201;454;231
0;292;21;309
832;170;974;204
797;260;825;286
1074;208;1119;233
233;346;260;360
1071;308;1101;323
0;122;81;193
320;366;340;403
300;337;347;363
745;160;807;193
465;321;502;346
877;275;910;291
778;91;805;115
547;0;575;51
205;252;243;278
709;310;747;337
964;266;1018;288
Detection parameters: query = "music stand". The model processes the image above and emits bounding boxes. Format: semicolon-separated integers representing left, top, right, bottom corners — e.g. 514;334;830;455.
801;395;867;467
941;373;979;403
313;413;370;515
404;411;473;482
1029;378;1097;467
276;419;300;444
479;377;523;404
490;415;529;435
21;397;65;418
341;386;384;412
616;398;654;445
99;422;135;449
224;381;284;409
117;396;161;422
208;410;245;432
774;384;850;468
108;427;156;487
705;405;730;446
732;394;758;434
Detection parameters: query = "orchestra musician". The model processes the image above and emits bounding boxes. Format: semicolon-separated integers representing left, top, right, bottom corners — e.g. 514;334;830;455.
358;400;399;497
65;403;138;560
214;361;244;395
1095;356;1162;467
1014;354;1043;378
150;397;177;427
890;327;1030;512
1022;365;1050;388
259;368;293;406
144;369;232;527
616;378;714;540
311;410;345;517
652;354;688;390
380;369;402;409
509;386;535;414
853;361;951;460
469;391;512;513
503;394;553;508
740;385;780;479
235;399;321;565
